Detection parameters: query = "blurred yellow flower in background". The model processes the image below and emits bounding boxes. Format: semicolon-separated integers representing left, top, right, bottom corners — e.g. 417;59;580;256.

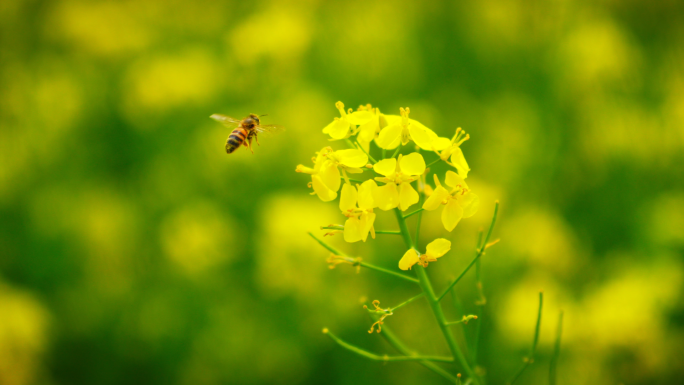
423;171;479;231
372;153;426;211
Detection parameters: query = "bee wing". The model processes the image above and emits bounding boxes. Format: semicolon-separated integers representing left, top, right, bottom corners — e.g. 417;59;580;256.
210;114;242;128
254;124;285;137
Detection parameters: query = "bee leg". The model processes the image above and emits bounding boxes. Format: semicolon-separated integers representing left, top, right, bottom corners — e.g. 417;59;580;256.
247;136;254;154
255;133;260;146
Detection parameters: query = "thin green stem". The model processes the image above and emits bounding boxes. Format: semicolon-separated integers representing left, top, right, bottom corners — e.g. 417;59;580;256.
341;177;365;184
445;315;478;326
472;228;485;364
532;292;543;354
323;329;454;363
437;201;500;301
393;209;479;384
374;230;402;235
507;292;543;385
394;208;415;248
426;157;442;168
382;148;387;159
415;191;424;247
549;311;564;385
415;267;480;385
392;145;402;158
319;226;401;235
374;321;459;383
403;208;425;219
308;232;418;283
367;293;425;315
351;138;377;164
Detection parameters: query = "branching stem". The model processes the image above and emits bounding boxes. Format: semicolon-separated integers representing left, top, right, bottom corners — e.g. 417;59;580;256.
507;292;543;385
308;232;418;283
437;201;499;301
323;329;454;363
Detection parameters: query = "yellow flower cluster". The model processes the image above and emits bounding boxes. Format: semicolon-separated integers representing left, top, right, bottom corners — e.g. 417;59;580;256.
297;101;480;268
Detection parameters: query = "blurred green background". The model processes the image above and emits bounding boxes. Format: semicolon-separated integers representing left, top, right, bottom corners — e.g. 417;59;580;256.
1;0;684;384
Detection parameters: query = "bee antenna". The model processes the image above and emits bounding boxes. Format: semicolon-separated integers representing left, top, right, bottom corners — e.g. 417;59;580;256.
260;113;268;117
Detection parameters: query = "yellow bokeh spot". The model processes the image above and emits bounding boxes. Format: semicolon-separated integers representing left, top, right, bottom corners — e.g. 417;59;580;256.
160;201;239;275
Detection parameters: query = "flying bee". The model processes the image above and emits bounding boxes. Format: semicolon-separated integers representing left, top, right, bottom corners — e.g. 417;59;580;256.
210;113;283;154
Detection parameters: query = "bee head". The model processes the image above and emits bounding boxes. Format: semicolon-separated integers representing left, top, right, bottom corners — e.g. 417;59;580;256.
248;113;260;126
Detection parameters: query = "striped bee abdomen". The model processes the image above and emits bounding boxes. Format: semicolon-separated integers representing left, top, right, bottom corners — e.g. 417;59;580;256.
226;126;248;154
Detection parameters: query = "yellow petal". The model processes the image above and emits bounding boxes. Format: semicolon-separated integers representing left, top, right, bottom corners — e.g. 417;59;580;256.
441;199;464;232
319;160;341;192
431;137;452;151
373;158;397;177
422;185;450;211
445;170;466;189
312;175;337;202
408;122;438;150
459;191;479;218
358;180;377;209
357;120;377;152
356;136;371;154
375;124;402;149
399;249;421;271
359;212;376;242
339;183;358;212
372;183;400;211
345;167;364;174
344;217;361;243
399;152;426;176
334;149;368;168
450;147;470;178
348;110;375;125
426;238;451;259
325;119;351;139
399;182;419;211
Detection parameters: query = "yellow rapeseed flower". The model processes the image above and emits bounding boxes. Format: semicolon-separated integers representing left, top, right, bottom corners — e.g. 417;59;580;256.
375;107;451;151
322;101;376;140
399;238;451;270
355;104;389;153
422;171;479;231
296;146;368;202
339;180;377;242
372;153;425;211
434;127;471;178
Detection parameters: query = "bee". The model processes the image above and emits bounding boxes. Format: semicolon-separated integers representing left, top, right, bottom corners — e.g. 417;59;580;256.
210;113;283;154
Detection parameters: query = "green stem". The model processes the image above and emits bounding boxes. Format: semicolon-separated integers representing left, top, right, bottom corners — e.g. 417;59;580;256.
445;315;478;326
393;209;480;385
507;292;543;385
323;329;454;363
394;208;415;248
351;138;377;163
427;157;442;168
392;145;402;158
375;321;460;383
319;226;401;235
341;177;365;184
472;228;485;364
403;208;425;219
415;267;480;385
549;311;564;385
382;148;387;159
437;201;499;301
415;191;424;247
308;232;418;283
367;293;425;315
